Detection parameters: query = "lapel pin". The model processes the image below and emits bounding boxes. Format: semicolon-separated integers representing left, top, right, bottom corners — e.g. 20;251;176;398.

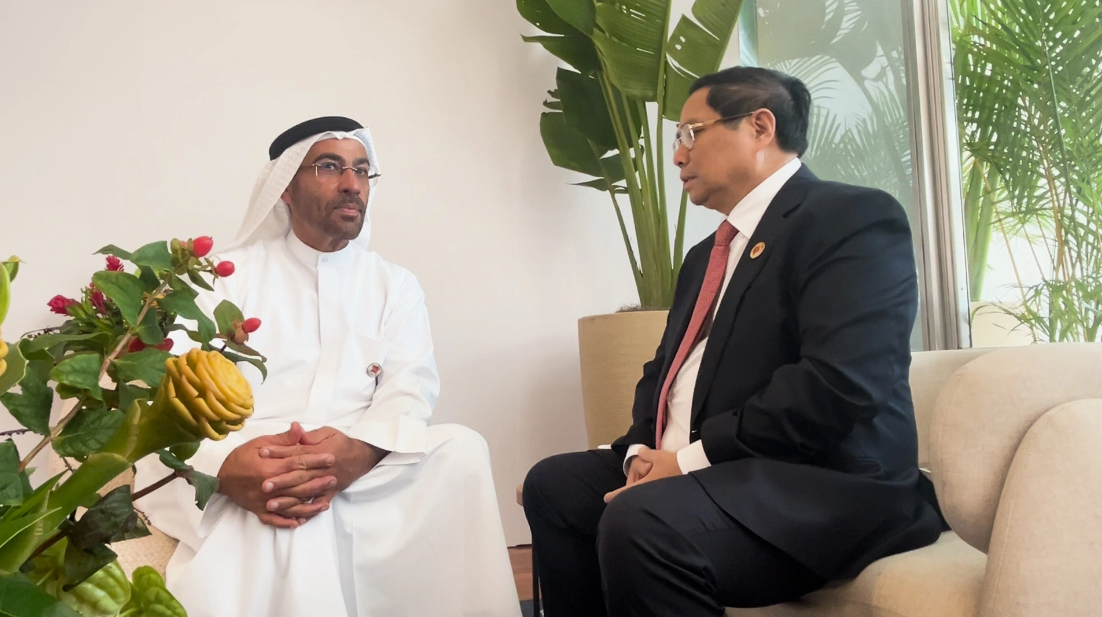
367;363;383;380
750;242;765;259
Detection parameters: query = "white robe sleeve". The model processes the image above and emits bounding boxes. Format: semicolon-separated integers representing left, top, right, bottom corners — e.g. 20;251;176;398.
343;273;439;462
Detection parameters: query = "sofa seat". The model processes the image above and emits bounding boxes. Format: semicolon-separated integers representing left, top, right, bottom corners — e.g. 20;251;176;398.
726;532;985;617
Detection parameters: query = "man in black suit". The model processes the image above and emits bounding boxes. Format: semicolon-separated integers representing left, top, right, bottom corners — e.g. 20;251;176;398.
522;67;944;616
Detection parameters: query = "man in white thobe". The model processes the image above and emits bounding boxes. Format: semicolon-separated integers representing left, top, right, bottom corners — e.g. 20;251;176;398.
135;116;520;617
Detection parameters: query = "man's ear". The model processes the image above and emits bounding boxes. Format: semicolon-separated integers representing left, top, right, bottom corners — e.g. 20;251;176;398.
280;186;294;208
751;108;778;144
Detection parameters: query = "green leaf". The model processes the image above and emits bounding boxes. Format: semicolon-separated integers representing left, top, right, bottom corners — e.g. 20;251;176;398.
122;566;186;617
546;0;594;35
517;0;575;35
592;0;669;100
0;259;9;325
62;542;116;589
68;487;138;551
0;573;82;617
137;266;160;294
558;68;618;152
20;333;109;356
168;441;200;463
540;111;604;177
112;349;172;388
111;513;150;543
663;0;743;119
117;383;152;411
0;361;53;435
212;300;244;336
53;407;125;459
129;242;173;273
90;272;145;329
218;350;268;382
186;268;215;292
522;33;602;75
161;292;215;342
50;354;103;401
185;469;219;510
0;339;26;397
0;442;26;507
134;310;164;346
0;258;19;285
157;450;190;472
94;245;133;261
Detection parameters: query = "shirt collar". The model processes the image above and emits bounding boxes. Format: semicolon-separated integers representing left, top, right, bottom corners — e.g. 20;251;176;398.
284;228;357;269
726;158;802;239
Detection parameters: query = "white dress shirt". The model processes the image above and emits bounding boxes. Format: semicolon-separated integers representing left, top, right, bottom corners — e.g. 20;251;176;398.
626;158;802;475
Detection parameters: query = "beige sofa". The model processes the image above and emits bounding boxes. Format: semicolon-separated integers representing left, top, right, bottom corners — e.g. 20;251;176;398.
88;343;1102;617
729;343;1102;617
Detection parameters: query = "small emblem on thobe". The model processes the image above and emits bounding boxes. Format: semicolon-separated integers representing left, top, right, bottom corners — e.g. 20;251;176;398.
750;242;765;259
367;363;383;380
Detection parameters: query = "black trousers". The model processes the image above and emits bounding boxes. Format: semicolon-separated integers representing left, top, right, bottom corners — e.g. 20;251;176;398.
522;450;827;617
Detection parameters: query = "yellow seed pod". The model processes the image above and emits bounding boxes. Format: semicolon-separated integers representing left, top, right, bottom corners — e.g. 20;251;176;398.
155;348;254;441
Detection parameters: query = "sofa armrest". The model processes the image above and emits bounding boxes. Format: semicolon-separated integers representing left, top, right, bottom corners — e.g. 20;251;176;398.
980;399;1102;617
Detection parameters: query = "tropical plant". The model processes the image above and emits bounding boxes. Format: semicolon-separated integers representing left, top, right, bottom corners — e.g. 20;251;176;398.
0;238;265;617
743;0;914;213
518;0;744;309
951;0;1102;341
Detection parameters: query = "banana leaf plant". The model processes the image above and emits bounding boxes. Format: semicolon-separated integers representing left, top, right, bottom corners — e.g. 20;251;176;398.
518;0;744;309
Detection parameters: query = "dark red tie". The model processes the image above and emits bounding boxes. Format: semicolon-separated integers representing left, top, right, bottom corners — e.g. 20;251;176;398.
655;220;738;447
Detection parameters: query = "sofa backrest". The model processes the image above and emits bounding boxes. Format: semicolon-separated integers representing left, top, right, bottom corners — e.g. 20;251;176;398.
920;343;1102;553
910;347;994;471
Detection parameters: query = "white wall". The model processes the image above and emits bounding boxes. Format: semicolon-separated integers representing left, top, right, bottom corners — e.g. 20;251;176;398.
0;0;728;544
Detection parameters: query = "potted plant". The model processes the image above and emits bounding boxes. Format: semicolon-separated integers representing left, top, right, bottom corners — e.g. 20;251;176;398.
517;0;743;446
0;238;265;617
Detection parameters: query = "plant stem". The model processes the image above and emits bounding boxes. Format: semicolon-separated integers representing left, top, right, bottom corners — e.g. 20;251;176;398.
0;428;30;438
17;396;87;473
132;470;185;502
17;279;172;472
25;531;64;563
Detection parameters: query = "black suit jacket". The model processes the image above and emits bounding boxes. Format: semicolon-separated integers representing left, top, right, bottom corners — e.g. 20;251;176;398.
613;165;942;580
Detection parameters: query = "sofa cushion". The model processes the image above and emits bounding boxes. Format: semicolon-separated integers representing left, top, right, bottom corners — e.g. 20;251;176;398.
979;400;1102;617
725;532;985;617
929;343;1102;553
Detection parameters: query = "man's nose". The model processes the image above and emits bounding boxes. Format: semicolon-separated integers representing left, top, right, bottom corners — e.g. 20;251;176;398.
337;169;361;192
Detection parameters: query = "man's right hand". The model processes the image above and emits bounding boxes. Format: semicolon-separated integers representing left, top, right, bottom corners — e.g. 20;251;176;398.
627;454;654;485
216;423;337;529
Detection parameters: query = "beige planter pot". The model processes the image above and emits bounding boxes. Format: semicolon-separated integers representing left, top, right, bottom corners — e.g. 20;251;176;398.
577;310;669;449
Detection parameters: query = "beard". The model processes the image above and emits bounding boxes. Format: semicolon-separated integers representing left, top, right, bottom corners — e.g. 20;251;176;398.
314;194;366;240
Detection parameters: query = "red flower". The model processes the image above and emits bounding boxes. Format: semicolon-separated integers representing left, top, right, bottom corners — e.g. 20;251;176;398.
105;255;125;272
192;236;214;258
242;318;261;333
47;295;77;316
215;261;235;277
129;338;173;353
89;287;108;314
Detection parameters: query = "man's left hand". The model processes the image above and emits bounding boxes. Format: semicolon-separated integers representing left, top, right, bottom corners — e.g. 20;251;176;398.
258;427;388;520
603;446;681;503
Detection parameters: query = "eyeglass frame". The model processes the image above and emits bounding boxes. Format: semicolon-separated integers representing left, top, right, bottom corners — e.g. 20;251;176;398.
672;110;758;153
298;161;382;187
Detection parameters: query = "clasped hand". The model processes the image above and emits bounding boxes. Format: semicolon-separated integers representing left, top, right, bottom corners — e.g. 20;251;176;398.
217;422;385;529
603;446;682;503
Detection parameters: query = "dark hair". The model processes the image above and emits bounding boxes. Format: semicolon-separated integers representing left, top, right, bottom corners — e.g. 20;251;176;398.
688;67;811;156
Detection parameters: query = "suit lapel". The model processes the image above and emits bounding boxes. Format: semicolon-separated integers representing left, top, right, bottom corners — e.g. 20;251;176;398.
690;167;815;421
